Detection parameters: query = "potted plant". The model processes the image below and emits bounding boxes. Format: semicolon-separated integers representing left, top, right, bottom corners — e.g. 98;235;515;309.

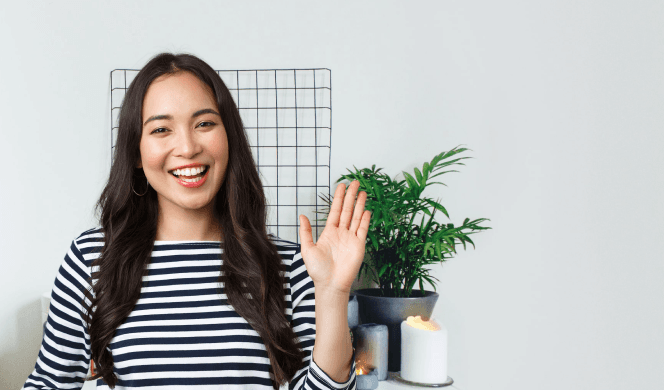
318;145;491;371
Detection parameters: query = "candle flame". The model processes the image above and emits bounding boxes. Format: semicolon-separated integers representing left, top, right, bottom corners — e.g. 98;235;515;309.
355;362;374;376
405;315;440;331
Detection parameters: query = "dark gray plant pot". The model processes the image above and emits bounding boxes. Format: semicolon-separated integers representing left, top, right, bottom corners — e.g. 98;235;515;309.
354;288;439;372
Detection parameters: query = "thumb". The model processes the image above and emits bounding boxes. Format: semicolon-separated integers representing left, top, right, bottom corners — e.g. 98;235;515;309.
299;215;314;253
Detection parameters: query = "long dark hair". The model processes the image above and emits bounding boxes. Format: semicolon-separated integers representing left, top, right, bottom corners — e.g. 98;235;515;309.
82;53;305;389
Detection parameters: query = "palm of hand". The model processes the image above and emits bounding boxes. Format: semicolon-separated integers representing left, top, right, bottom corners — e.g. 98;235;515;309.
299;181;371;294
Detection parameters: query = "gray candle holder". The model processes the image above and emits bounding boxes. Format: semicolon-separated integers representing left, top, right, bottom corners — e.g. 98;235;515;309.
348;294;359;329
353;323;388;381
356;368;379;390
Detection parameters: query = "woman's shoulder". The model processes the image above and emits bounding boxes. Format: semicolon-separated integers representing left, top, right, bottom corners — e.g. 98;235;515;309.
71;226;105;258
269;235;301;255
268;235;305;274
53;227;104;281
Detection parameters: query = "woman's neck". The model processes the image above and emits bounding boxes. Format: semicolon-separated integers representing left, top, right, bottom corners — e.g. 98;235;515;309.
155;202;222;242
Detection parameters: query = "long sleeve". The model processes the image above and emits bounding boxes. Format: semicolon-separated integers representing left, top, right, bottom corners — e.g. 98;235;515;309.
287;246;356;390
23;237;93;389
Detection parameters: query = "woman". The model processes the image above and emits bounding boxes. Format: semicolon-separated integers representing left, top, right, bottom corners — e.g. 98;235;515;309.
23;53;371;390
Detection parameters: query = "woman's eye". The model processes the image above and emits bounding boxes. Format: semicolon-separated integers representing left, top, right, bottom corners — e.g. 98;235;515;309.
149;122;213;134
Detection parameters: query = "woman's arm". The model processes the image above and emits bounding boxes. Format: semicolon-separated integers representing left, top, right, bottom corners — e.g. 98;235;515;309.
23;233;95;389
311;287;354;382
288;250;356;390
292;180;371;389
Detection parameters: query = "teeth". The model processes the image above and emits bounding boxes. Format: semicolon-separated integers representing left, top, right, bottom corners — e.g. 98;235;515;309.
172;166;207;177
181;176;203;183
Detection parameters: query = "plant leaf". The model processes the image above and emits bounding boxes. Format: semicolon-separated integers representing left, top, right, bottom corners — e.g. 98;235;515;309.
414;167;423;185
424;198;450;219
378;263;389;277
402;172;418;192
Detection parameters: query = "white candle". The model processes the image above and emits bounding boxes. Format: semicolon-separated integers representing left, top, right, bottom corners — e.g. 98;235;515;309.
400;315;448;384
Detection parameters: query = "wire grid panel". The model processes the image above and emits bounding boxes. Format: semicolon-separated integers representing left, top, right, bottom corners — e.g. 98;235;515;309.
110;68;332;244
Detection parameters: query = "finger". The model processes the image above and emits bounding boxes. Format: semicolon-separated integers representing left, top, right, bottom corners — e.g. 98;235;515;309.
338;180;360;230
349;190;367;234
356;210;372;242
325;183;347;229
299;215;315;252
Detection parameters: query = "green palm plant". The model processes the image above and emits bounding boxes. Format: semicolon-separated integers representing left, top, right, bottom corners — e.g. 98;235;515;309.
317;145;492;298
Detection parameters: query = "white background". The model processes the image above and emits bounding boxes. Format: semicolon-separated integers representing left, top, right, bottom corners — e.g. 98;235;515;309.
1;1;663;389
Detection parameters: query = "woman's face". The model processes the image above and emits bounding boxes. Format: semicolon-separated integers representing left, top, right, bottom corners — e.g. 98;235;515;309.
138;71;229;216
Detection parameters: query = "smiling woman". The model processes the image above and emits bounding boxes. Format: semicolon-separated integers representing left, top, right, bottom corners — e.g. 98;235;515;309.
21;53;366;390
137;71;229;240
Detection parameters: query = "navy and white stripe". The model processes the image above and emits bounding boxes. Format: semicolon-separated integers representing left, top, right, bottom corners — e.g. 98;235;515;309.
23;227;356;390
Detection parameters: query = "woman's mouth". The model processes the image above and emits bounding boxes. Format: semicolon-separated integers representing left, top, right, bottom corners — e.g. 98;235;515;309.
169;165;210;188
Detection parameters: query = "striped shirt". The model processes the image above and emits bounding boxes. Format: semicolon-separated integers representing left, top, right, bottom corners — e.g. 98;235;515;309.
23;227;357;390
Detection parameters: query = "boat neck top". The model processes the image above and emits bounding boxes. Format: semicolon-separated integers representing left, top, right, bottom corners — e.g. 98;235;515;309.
23;226;356;390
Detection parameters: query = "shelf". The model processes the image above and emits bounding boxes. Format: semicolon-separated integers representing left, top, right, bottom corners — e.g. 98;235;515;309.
376;373;459;390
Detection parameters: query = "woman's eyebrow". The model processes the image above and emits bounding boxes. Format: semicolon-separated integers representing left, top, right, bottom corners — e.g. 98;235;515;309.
143;108;221;127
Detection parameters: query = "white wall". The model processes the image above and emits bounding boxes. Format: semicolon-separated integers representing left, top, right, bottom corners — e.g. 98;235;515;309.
1;1;662;389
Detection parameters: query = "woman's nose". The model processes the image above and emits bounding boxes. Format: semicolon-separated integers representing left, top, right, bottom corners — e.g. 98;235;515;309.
174;129;202;158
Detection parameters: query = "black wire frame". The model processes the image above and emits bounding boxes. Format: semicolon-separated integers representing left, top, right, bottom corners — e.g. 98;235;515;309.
110;68;332;244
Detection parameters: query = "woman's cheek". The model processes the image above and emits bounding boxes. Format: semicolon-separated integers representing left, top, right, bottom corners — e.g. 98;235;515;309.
140;141;168;171
209;131;229;162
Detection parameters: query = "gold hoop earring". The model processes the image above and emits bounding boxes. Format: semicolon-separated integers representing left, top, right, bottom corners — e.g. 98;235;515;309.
132;177;149;197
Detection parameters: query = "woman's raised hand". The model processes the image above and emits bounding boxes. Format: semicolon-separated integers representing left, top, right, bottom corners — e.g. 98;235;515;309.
298;181;372;295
